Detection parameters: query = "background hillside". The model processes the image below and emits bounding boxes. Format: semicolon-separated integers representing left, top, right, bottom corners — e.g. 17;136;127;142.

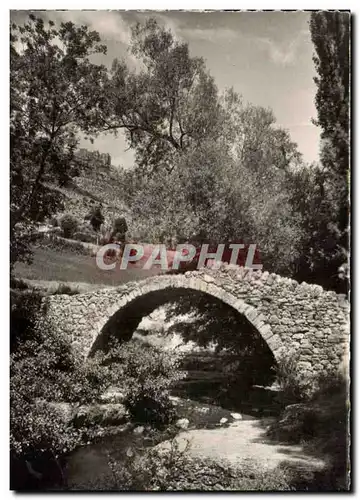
52;148;129;229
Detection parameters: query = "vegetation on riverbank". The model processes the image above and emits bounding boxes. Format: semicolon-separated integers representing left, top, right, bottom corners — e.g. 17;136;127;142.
266;354;350;490
10;284;349;491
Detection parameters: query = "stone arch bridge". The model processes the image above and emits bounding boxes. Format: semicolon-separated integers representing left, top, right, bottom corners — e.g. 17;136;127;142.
42;265;349;375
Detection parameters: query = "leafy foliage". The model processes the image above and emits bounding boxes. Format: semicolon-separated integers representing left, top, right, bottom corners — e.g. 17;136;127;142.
105;15;349;289
111;216;128;241
10;323;113;489
10;13;350;293
107;440;291;491
100;19;223;173
107;342;185;428
304;12;350;292
52;284;80;295
268;367;349;491
10;14;107;267
274;351;317;405
89;205;105;232
60;213;78;239
122;134;304;274
310;12;350;203
10;289;44;352
10;292;185;486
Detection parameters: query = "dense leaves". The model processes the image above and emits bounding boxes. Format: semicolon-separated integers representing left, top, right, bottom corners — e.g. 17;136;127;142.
108;440;291;491
304;12;350;292
60;213;78;238
10;15;108;267
123;135;304;274
89;205;105;232
106;341;185;427
100;19;223;173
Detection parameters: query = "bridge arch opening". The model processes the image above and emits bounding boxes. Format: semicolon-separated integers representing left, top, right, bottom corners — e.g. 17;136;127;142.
89;284;279;400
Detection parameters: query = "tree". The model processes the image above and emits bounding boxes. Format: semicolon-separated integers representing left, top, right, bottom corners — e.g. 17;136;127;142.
111;216;128;242
90;205;105;232
221;88;303;174
60;214;78;239
100;18;223;173
308;12;350;291
10;15;107;268
122;94;305;275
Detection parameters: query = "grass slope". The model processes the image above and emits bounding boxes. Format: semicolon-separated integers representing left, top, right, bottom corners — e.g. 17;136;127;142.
15;247;163;286
52;160;129;227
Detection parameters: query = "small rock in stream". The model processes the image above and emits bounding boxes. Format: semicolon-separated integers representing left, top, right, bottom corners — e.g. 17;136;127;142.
176;418;190;430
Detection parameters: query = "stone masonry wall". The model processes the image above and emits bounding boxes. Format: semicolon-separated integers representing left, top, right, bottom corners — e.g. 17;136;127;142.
42;264;350;376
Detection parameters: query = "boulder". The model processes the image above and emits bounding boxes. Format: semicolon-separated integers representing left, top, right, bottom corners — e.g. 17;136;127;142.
100;388;126;403
73;403;128;427
45;401;75;423
176;418;190;430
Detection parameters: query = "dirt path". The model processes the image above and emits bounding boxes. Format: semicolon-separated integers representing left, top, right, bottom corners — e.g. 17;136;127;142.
156;418;326;471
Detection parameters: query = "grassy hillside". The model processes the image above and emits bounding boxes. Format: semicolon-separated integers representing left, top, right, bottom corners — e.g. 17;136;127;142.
15;247;164;286
52;150;130;228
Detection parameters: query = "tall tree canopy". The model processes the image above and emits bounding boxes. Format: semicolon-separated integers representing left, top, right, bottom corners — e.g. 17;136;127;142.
10;15;108;266
100;19;224;173
305;11;350;291
310;12;350;190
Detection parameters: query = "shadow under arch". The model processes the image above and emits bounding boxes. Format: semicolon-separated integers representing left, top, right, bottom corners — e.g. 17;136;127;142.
88;278;283;367
88;282;282;415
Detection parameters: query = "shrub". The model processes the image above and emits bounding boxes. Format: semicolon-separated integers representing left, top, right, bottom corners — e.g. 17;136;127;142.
107;438;190;491
267;368;349;491
90;206;105;232
10;277;29;290
107;442;291;491
10;289;44;353
10;222;33;270
10;327;184;487
10;310;185;488
51;284;80;296
107;341;185;429
49;217;59;227
60;214;78;239
10;392;82;464
275;351;317;405
112;217;128;237
125;389;176;428
10;323;114;488
11;329;109;405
